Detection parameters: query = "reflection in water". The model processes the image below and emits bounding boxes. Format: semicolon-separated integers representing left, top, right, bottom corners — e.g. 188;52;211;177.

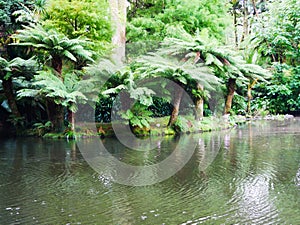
0;119;300;224
78;135;198;186
231;122;278;223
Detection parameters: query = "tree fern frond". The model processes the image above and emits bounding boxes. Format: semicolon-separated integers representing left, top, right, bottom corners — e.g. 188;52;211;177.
102;84;126;96
12;24;94;64
62;50;77;62
17;89;40;99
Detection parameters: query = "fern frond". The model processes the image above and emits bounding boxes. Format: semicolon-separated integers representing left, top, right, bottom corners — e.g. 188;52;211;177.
102;84;126;96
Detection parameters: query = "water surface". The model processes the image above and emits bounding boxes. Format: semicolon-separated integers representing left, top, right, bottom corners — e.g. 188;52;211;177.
0;119;300;224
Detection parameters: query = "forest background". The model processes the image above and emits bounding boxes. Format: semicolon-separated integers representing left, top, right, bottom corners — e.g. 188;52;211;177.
0;0;299;135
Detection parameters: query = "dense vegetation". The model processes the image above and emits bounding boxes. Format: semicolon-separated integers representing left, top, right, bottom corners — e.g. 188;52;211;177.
0;0;299;136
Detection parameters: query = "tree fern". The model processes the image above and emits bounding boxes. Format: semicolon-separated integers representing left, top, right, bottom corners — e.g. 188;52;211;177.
160;28;270;83
140;27;271;116
0;56;39;118
12;24;94;74
137;52;218;90
17;70;96;113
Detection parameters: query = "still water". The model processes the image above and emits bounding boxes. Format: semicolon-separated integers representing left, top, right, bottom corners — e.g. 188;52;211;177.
0;120;300;224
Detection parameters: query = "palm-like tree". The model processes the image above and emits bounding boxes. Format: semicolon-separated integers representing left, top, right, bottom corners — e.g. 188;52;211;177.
13;24;94;76
138;52;219;126
0;56;37;120
159;28;270;115
12;24;94;132
18;70;97;131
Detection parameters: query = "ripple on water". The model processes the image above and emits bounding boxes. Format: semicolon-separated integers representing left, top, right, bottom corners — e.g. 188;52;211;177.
1;123;300;225
0;157;115;225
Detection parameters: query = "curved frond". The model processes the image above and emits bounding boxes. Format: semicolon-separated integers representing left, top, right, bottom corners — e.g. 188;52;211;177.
12;24;94;64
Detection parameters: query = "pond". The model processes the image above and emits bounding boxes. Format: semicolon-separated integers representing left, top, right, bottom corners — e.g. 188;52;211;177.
0;119;300;224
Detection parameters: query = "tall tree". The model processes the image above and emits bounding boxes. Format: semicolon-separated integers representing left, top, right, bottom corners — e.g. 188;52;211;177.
0;0;36;126
158;27;270;115
138;52;218;126
13;24;94;132
18;70;97;131
229;0;240;48
109;0;129;63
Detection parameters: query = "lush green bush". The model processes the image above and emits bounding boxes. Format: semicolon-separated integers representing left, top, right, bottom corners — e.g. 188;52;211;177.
126;0;230;47
252;64;300;114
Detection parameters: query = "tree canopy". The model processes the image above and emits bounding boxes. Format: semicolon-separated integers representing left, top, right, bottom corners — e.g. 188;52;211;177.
44;0;112;54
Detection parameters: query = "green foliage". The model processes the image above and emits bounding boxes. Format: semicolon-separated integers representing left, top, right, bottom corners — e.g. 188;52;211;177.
0;56;37;80
160;27;270;84
0;56;39;121
0;0;34;29
126;17;165;42
126;0;230;57
155;27;270;115
127;0;230;42
252;64;300;114
172;116;190;133
231;92;247;115
44;0;112;54
7;114;24;127
121;103;153;129
33;120;52;136
85;59;124;123
0;0;36;61
102;67;155;106
192;88;210;100
64;129;76;139
127;0;165;19
248;0;300;66
17;70;97;113
1;0;298;134
13;24;94;64
95;95;115;123
148;97;172;117
138;52;219;90
240;0;299;115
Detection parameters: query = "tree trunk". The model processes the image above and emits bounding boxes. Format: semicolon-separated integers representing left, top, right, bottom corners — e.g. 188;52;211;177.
109;0;128;63
241;0;249;43
49;55;65;132
247;84;252;114
67;109;75;131
168;88;184;127
195;83;204;120
224;78;236;115
247;79;258;114
46;99;65;133
52;55;63;75
2;78;21;118
233;9;238;48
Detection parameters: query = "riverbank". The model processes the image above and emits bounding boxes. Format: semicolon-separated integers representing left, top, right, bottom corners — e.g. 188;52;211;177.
40;114;295;139
3;114;294;139
41;115;236;139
